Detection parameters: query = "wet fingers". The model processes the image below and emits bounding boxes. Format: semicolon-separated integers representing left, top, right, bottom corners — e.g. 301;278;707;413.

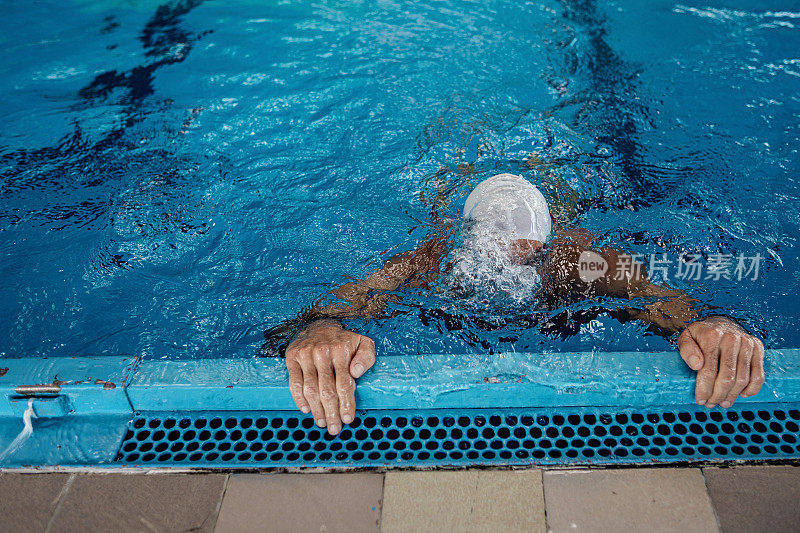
286;358;310;414
333;352;356;425
314;348;342;435
298;357;326;428
722;338;753;406
706;333;740;408
741;339;766;397
678;329;704;371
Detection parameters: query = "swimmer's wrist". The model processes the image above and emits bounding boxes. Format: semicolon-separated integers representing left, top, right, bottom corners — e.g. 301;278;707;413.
698;314;749;333
277;318;344;358
293;318;344;340
302;318;344;332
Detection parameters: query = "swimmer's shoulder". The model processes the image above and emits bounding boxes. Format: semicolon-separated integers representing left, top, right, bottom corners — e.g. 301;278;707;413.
542;228;636;299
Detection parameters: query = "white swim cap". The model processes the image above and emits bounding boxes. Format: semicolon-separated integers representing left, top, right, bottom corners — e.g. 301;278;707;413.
463;174;552;242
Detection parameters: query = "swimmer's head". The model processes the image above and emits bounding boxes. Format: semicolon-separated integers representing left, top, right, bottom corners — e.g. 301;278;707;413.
462;174;552;263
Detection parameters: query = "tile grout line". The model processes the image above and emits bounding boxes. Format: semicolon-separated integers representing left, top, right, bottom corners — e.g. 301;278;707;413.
45;473;77;533
378;472;386;532
208;474;231;532
698;467;723;533
540;469;551;533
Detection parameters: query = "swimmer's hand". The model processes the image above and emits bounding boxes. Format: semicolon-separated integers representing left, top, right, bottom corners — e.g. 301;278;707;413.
285;319;376;435
677;316;765;408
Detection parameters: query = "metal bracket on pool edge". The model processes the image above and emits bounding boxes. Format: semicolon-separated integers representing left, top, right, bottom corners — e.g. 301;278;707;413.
14;384;62;396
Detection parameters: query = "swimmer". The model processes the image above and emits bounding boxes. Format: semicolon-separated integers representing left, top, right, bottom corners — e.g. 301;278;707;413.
264;173;765;435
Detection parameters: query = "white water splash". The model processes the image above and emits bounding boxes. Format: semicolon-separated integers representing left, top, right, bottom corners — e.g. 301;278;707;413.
445;229;544;310
0;399;36;464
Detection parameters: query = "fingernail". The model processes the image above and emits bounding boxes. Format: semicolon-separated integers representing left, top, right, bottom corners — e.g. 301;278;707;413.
342;414;353;424
690;356;701;368
316;418;326;427
329;424;341;434
705;403;716;409
696;399;706;405
353;363;365;378
301;406;309;414
721;401;732;408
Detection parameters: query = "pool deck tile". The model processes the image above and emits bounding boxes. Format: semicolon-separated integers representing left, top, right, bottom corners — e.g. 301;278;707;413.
2;466;800;532
214;473;384;533
0;473;70;533
381;469;546;533
703;465;800;533
48;473;227;533
543;468;719;533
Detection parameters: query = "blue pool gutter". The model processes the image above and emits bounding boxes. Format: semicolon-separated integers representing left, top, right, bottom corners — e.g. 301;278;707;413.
1;350;799;469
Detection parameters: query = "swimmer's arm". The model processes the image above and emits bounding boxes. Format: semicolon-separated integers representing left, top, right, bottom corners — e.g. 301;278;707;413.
261;229;451;356
542;243;699;332
544;243;765;407
258;250;427;357
303;233;451;321
271;232;450;436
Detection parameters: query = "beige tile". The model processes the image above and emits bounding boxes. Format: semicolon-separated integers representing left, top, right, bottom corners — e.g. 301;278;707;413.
704;465;800;533
48;473;227;533
381;469;545;533
0;473;70;533
215;473;383;533
543;468;719;533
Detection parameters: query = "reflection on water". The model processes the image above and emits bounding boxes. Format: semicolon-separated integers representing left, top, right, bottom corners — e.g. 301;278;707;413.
0;0;797;358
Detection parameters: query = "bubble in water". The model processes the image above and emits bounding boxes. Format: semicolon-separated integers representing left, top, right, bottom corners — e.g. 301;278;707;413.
444;227;545;312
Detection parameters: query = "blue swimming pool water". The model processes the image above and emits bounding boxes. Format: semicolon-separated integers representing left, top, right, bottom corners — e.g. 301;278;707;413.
1;0;798;360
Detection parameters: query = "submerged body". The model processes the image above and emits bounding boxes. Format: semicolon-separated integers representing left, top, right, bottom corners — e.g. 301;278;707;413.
267;175;765;436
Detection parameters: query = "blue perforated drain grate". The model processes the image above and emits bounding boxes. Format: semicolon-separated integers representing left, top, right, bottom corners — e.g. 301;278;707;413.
114;404;800;467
